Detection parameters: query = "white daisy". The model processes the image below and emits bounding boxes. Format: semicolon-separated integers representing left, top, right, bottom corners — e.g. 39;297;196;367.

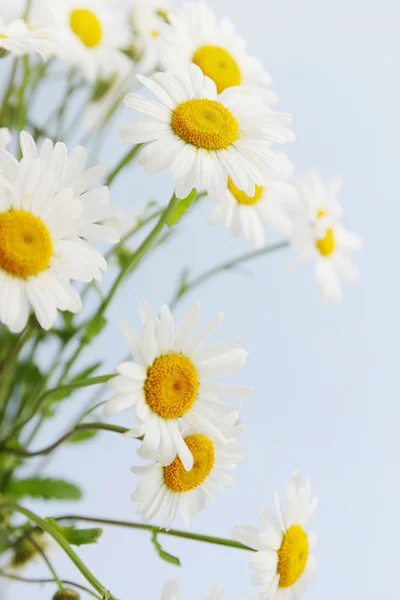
0;129;11;148
208;153;297;248
43;0;131;82
292;169;362;303
233;472;318;600
159;1;274;99
0;131;116;332
130;0;175;73
0;18;54;60
162;579;224;600
103;298;251;470
120;64;294;200
131;411;245;528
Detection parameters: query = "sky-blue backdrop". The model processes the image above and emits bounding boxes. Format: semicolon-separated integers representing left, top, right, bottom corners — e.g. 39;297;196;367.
1;0;399;598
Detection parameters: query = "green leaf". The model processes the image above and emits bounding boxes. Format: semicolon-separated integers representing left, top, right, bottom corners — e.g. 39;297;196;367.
46;519;102;546
115;246;132;270
167;190;197;226
151;531;180;566
6;477;82;501
83;316;107;344
70;362;101;384
67;429;98;444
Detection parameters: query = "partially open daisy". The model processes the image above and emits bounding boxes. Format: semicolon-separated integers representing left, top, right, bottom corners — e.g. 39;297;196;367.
130;0;175;73
162;580;224;600
208;153;297;248
103;298;251;470
0;18;54;60
292;170;362;302
120;64;294;199
45;0;130;82
233;472;318;600
159;1;272;97
131;411;244;528
0;132;116;332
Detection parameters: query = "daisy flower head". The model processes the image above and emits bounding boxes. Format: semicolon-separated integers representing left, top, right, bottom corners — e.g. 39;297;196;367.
159;1;273;97
130;0;175;73
0;18;54;60
131;410;245;528
44;0;131;82
120;64;294;200
208;153;297;248
162;579;224;600
292;169;362;303
233;472;318;600
103;298;251;471
0;131;117;333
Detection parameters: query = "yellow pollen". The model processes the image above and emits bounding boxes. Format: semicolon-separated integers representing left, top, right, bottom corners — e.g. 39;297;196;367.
70;8;103;48
151;30;160;37
0;209;53;278
317;209;326;218
228;177;263;205
171;98;239;150
144;353;199;419
155;9;169;23
164;433;215;491
316;227;335;257
192;45;242;94
277;525;309;588
0;34;7;39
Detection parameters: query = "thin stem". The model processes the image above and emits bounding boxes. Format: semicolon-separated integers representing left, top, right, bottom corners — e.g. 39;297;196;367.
105;144;142;187
2;423;129;457
54;515;253;553
0;571;102;599
170;240;290;310
0;58;18;124
28;534;63;592
0;503;117;600
0;323;34;378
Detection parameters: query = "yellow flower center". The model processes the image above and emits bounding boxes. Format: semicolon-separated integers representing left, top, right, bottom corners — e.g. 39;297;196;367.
277;525;309;588
144;353;199;419
164;433;215;491
70;8;103;48
228;177;263;205
316;228;335;257
171;98;239;150
192;45;242;94
0;209;53;278
317;209;326;218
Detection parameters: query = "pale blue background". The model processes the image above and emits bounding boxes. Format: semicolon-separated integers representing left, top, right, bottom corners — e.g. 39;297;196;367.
1;0;399;598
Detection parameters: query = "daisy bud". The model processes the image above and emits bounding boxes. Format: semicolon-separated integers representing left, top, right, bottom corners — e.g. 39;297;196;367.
52;589;80;600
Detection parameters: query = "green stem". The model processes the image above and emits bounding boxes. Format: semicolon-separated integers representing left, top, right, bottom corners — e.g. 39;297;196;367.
0;503;117;600
105;144;142;187
2;423;129;457
54;515;252;552
0;323;33;378
170;240;290;310
0;571;102;599
0;58;18;123
28;534;63;592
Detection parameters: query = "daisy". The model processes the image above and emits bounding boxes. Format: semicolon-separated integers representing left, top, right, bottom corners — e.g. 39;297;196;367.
292;170;362;302
130;0;175;73
0;132;117;333
208;153;297;248
0;129;11;148
103;298;251;470
43;0;131;82
120;64;294;200
162;579;224;600
0;18;54;60
131;410;245;528
159;1;273;97
233;472;318;600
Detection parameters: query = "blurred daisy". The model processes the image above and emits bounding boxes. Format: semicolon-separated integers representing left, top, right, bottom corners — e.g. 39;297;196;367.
103;298;251;470
233;472;318;600
0;18;54;60
0;129;11;148
44;0;131;82
292;170;362;302
0;132;116;332
130;0;175;73
131;411;244;528
208;153;297;248
120;64;294;199
159;1;272;96
162;580;224;600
